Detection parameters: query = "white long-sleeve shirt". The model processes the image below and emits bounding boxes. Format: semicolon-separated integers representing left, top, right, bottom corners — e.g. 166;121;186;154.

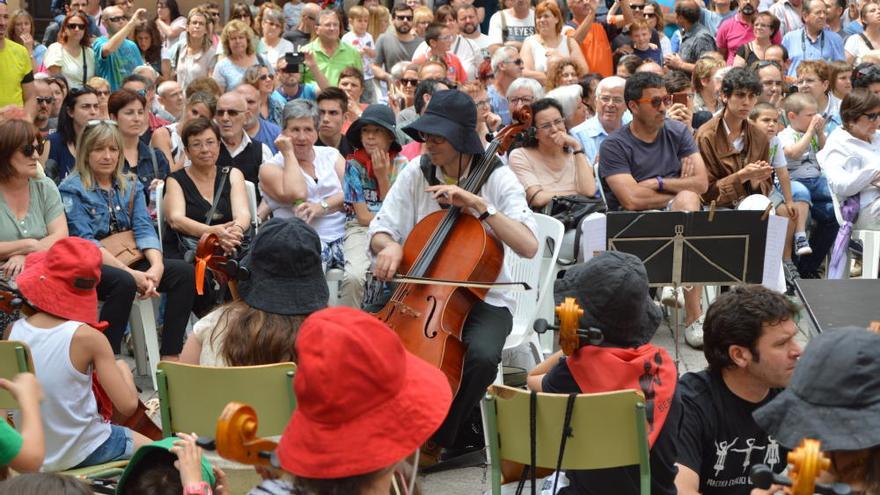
368;156;538;312
817;127;880;216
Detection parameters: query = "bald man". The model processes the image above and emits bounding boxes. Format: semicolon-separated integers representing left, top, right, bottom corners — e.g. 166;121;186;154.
214;92;273;199
94;6;146;90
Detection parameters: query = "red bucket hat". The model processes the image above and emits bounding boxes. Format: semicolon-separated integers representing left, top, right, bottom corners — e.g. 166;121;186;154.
16;237;105;329
276;307;453;479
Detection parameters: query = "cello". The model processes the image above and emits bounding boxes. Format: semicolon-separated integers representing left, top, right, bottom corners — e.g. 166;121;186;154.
372;109;533;395
0;285;163;441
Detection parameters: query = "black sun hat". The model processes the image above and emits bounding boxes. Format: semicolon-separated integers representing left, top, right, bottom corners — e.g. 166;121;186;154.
402;89;484;155
345;104;402;153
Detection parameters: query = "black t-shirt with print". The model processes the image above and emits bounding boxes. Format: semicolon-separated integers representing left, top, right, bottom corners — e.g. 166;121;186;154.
677;370;788;495
542;356;681;495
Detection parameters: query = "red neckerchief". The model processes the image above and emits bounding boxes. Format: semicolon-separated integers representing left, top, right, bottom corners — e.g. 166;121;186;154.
348;149;398;195
566;344;677;447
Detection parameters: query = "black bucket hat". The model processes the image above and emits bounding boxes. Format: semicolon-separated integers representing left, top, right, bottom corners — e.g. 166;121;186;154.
238;217;329;315
345;104;402;153
402;89;484;155
753;327;880;451
554;251;662;348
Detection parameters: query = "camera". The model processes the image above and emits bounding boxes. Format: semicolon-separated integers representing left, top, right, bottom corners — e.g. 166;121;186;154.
283;52;305;73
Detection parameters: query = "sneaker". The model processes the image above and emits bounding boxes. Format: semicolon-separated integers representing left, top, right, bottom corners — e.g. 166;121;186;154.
661;286;684;308
685;316;704;349
794;235;813;256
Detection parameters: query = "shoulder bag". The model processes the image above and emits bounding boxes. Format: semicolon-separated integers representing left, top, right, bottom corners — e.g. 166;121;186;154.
177;166;231;257
100;184;145;266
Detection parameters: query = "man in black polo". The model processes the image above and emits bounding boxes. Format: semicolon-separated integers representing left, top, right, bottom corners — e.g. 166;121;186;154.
214;91;273;201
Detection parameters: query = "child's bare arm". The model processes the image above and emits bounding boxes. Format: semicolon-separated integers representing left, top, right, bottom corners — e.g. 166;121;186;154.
0;373;44;472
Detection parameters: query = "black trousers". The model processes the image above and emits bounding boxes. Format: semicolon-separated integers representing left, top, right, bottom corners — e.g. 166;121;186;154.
97;258;195;356
433;300;512;447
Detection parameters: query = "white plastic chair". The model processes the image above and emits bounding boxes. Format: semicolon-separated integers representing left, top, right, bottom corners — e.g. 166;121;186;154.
831;191;880;279
156;181;165;245
497;214;565;383
594;161;608;210
129;299;160;390
325;268;344;306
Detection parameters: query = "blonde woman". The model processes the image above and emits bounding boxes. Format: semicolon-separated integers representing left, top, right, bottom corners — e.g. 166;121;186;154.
693;56;724;114
9;10;46;71
86;77;111;119
368;5;392;42
212;20;271;92
58;121;197;359
413;7;433;38
171;10;218;92
43;12;95;88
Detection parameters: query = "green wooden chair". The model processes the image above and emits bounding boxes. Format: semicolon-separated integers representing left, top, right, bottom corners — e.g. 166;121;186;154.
0;340;34;409
156;362;297;438
482;384;651;495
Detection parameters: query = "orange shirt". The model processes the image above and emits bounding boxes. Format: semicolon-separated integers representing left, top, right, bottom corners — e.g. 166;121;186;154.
568;22;613;78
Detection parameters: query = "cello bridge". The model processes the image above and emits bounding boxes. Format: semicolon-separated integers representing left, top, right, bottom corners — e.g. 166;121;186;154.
392;301;422;318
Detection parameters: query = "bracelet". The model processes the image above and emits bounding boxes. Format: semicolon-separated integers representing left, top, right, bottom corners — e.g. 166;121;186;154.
231;223;245;233
183;481;212;495
656;175;664;192
573;148;585;156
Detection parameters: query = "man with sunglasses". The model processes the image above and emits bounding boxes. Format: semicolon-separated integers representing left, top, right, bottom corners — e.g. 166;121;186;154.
213;91;273;200
31;79;56;137
372;4;422;85
93;6;146;91
283;2;319;53
43;0;100;45
487;46;523;125
0;0;36;109
599;72;709;347
368;89;538;465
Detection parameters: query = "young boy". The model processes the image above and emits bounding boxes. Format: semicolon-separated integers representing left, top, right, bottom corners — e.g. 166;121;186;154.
4;237;149;472
749;102;813;264
778;93;836;259
341;6;377;104
629;20;664;68
0;373;44;477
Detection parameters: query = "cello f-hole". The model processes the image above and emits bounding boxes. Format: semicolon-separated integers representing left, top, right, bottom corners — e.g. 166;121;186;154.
423;296;438;339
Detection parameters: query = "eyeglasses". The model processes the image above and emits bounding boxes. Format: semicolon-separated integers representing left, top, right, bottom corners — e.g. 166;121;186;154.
508;96;533;105
475;99;490;108
107;16;128;23
36;96;55;105
210;11;221;18
536;117;565;131
598;95;624;105
753;23;772;28
635;94;673;109
864;112;880;121
400;78;418;86
259;73;275;81
438;35;454;41
395;15;413;21
216;108;242;117
418;131;447;144
752;60;782;71
19;142;43;156
506;58;524;66
642;12;656;17
67;23;87;30
94;89;110;96
86;119;118;128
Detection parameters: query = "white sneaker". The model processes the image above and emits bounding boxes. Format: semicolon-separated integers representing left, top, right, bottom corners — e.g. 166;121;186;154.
661;286;685;308
685;316;704;349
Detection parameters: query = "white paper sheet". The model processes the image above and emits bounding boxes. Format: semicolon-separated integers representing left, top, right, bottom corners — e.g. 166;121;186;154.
762;214;788;292
579;212;607;263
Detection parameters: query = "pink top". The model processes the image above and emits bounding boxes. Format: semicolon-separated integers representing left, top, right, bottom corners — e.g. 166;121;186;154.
715;14;782;65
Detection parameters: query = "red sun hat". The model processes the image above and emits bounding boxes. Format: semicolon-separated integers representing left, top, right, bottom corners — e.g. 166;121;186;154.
275;307;453;479
16;237;105;329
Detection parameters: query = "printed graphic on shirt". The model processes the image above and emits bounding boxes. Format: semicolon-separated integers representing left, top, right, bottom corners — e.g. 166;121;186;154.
706;435;781;489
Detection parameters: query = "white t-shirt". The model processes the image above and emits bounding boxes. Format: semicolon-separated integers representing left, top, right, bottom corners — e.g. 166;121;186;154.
43;43;96;88
263;37;295;68
488;9;536;45
844;33;874;65
341;31;375;79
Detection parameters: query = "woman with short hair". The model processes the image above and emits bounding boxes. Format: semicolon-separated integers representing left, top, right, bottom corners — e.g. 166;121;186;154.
59;121;197;360
733;12;779;67
260;8;294;68
86;77;111;119
151;90;217;171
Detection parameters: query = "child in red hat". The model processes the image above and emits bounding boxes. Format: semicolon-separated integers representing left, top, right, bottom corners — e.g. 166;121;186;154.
4;237;149;472
249;306;452;494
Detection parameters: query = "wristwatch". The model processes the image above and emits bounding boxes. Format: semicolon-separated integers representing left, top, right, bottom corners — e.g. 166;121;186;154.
478;204;497;221
320;199;329;212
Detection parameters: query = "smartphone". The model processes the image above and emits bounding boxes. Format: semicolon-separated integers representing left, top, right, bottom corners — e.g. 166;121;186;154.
672;93;689;106
283;52;305;74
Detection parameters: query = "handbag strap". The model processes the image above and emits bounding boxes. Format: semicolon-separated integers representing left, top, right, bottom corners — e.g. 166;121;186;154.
551;394;578;493
204;166;230;226
82;47;87;86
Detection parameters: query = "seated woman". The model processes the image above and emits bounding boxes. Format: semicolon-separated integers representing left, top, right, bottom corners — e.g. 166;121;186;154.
7;237;148;472
819;88;880;231
59;121;196;360
0;119;68;282
244;63;286;128
162;117;250;259
260;100;346;271
150;90;217;171
179;217;327;366
340;105;407;309
509;98;596;259
44;86;100;183
108;89;170;210
796;60;843;135
86;77;111;119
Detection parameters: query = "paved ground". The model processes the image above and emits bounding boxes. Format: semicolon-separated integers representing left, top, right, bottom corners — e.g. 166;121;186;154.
135;301;812;495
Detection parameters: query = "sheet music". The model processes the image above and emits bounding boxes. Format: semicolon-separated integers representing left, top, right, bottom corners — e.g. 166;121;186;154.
579;213;607;262
761;215;788;292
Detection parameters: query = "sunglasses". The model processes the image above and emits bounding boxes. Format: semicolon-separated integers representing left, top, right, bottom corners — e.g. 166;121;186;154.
95;89;110;97
507;58;524;66
216;108;242;117
36;96;56;105
107;15;128;22
67;23;87;30
864;112;880;121
400;78;418;86
636;94;673;109
631;3;646;9
19;142;43;156
395;15;413;21
259;73;275;81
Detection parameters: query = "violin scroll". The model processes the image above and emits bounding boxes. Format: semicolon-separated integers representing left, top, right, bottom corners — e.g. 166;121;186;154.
749;438;852;495
214;402;278;467
556;297;583;356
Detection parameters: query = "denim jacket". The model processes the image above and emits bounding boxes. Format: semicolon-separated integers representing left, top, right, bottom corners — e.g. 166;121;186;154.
124;141;170;201
59;173;162;252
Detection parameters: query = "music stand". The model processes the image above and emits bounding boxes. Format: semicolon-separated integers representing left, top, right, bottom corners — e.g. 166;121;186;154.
589;210;785;365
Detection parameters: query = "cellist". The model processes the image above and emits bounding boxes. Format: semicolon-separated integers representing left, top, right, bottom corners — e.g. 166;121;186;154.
368;89;538;465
